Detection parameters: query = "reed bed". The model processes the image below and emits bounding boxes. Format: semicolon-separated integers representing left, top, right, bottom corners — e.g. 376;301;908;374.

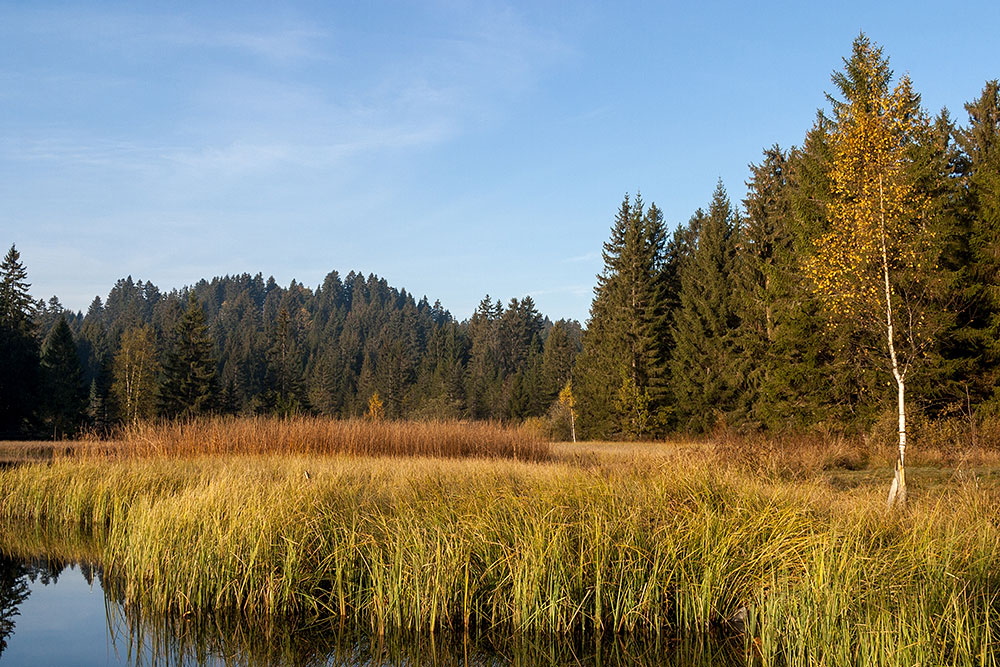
101;416;550;462
3;451;1000;665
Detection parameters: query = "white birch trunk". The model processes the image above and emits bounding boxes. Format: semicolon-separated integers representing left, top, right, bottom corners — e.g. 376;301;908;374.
887;377;907;508
880;175;907;509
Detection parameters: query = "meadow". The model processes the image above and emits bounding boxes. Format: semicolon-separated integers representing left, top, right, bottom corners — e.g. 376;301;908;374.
2;418;1000;666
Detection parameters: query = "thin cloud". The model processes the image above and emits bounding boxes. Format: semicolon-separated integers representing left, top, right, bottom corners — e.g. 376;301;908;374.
561;252;600;264
525;284;593;298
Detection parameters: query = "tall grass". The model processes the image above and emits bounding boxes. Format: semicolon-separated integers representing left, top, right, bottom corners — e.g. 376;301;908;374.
102;416;550;461
3;451;1000;664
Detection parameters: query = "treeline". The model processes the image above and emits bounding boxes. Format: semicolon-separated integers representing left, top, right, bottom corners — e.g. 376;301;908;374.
576;35;1000;439
0;261;581;438
3;35;999;443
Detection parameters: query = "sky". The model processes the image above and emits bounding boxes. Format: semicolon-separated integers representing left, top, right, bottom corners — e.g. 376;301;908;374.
2;1;999;324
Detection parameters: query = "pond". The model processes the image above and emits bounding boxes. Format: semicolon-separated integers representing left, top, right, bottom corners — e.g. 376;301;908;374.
0;554;744;666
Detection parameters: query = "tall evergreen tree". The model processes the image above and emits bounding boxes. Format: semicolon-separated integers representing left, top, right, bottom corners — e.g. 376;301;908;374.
266;308;307;415
735;146;796;427
465;295;503;419
0;245;40;437
540;320;580;405
956;80;1000;409
160;294;217;418
39;316;87;438
670;182;741;432
576;194;670;438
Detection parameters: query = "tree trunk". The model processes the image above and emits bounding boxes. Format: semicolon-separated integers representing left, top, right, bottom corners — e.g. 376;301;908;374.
887;377;907;508
880;174;907;509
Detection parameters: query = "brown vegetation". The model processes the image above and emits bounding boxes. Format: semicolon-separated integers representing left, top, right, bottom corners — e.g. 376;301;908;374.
97;416;550;462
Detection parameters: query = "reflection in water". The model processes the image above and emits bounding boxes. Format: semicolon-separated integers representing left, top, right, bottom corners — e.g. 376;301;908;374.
0;555;744;666
108;608;744;667
0;555;31;657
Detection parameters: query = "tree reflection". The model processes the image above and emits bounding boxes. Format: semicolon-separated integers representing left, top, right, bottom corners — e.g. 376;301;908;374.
0;555;31;658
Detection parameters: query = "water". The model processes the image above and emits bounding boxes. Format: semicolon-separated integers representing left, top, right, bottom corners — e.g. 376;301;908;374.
0;554;744;666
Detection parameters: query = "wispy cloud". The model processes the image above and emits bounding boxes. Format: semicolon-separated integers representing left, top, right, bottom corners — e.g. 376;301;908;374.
1;3;568;180
525;284;594;298
561;252;600;264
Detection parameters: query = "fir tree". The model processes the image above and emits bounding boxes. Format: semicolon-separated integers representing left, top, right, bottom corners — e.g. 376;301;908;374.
0;245;40;437
39;316;87;438
160;294;217;418
670;182;741;432
576;194;670;438
956;80;1000;408
734;146;795;427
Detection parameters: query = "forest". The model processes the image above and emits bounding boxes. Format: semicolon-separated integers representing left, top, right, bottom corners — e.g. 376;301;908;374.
2;35;999;443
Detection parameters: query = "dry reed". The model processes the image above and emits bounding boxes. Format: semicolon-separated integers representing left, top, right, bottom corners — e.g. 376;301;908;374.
98;416;550;462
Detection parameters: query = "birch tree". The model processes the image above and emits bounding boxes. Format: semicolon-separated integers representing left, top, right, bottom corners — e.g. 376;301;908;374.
804;36;935;507
112;325;160;425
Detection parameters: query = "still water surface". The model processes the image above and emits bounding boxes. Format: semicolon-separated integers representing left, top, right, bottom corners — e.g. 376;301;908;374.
0;554;742;666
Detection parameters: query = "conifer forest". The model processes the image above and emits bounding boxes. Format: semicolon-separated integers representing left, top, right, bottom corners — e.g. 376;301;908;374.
3;35;1000;444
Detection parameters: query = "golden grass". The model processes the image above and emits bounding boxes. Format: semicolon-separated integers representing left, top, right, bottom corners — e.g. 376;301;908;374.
5;420;1000;664
3;447;1000;665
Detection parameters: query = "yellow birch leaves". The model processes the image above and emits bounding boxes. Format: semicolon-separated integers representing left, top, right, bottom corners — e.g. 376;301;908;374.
804;49;931;323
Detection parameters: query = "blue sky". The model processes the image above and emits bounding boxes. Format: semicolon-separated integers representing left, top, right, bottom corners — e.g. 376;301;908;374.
2;1;999;323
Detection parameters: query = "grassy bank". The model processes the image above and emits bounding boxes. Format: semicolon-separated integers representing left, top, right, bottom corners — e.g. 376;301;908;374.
3;432;1000;665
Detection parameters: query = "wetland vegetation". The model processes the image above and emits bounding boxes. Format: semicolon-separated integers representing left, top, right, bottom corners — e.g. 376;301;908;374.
3;418;1000;665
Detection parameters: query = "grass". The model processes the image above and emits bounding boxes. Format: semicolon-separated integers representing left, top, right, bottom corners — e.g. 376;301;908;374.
91;416;551;461
3;419;1000;665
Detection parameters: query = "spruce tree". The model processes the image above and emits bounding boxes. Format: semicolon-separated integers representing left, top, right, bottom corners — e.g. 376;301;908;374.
956;80;1000;408
734;147;794;428
39;316;87;438
465;295;502;419
160;294;217;418
0;245;40;437
772;117;875;429
540;320;580;405
670;182;741;432
266;308;306;415
905;110;970;415
576;194;670;439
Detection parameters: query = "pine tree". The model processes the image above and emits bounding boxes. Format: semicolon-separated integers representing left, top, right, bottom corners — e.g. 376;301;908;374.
0;245;40;437
670;182;741;432
160;294;217;418
39;316;87;438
